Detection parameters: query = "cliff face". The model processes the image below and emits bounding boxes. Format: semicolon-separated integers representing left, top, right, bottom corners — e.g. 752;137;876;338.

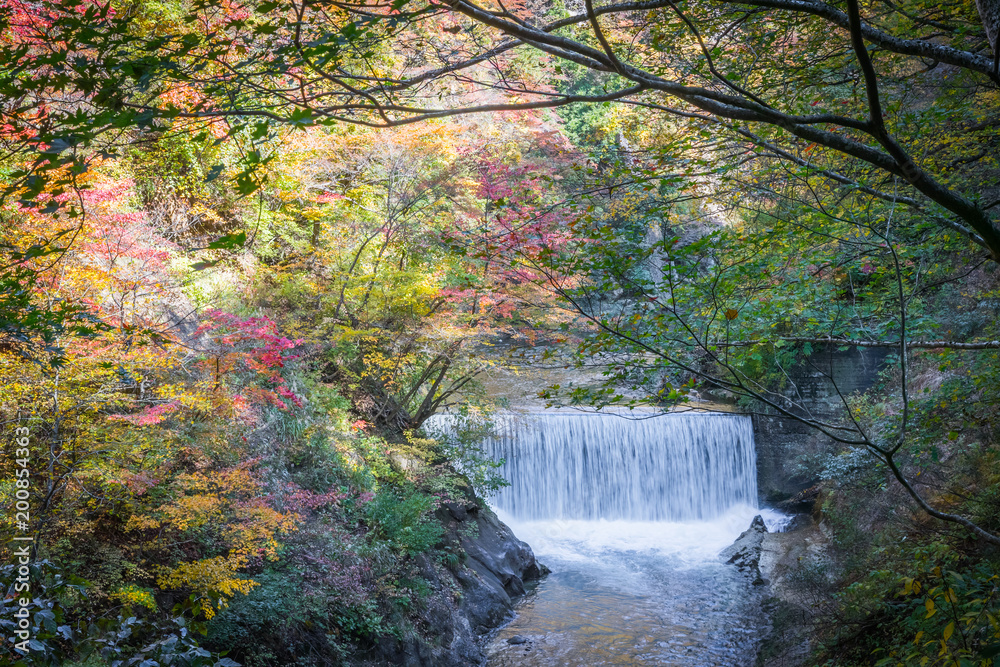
361;497;545;667
752;345;888;500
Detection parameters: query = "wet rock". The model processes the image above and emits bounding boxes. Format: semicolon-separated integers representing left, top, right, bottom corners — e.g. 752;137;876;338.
780;513;814;533
720;515;768;585
444;500;469;521
360;487;545;667
776;485;821;514
757;516;830;665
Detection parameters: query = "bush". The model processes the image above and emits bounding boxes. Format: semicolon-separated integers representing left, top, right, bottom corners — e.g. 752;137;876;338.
873;544;1000;667
365;488;443;556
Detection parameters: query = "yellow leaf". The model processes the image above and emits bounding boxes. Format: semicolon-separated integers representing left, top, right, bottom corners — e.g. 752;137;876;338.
943;621;954;641
926;597;936;618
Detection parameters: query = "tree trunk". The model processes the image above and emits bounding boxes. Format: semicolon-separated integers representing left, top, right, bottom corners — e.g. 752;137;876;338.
978;0;1000;56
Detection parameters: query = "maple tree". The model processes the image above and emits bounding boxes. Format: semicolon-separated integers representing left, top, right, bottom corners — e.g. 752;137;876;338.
1;0;1000;663
3;0;998;261
246;117;575;432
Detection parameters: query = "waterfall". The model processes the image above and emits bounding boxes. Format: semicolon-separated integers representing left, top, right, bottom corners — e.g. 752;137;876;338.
454;410;776;666
483;411;758;522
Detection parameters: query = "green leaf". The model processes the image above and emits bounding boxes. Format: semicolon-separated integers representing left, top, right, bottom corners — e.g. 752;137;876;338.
288;107;314;128
251;122;270;140
207;232;246;250
204;164;224;182
340;22;362;41
236;172;259;196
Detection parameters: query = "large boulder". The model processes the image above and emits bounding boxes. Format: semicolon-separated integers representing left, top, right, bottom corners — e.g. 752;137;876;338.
364;496;546;666
720;515;768;586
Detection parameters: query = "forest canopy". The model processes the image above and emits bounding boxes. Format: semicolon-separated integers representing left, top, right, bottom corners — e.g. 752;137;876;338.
2;0;1000;664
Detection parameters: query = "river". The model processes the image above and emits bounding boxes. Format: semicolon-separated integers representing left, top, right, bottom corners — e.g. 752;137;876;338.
480;411;788;666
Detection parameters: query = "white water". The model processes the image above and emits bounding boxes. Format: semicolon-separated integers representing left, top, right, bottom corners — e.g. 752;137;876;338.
478;411;786;666
484;411;760;523
496;505;789;569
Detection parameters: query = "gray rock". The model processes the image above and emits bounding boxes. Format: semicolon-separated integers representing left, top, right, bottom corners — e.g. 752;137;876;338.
361;487;546;666
444;501;469;521
507;635;528;645
721;515;768;585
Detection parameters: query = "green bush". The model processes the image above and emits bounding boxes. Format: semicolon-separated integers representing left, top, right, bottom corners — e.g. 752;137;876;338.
365;488;444;555
873;545;1000;667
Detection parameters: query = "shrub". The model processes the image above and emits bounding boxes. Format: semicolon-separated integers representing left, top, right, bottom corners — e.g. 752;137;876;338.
365;488;443;556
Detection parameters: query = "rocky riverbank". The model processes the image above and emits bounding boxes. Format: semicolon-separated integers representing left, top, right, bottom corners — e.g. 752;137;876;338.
720;511;830;667
359;495;546;666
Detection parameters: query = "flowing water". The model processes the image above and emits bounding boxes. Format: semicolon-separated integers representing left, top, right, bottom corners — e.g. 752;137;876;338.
478;411;787;666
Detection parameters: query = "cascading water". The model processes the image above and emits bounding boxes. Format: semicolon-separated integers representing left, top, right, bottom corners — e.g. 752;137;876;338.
484;412;758;522
470;410;785;667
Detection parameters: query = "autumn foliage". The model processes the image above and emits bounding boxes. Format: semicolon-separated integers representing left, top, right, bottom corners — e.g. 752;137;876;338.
2;0;1000;664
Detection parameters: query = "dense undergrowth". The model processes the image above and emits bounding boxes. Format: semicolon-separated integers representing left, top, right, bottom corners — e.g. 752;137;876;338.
753;278;1000;666
0;317;507;666
0;317;518;666
814;349;1000;667
3;0;1000;663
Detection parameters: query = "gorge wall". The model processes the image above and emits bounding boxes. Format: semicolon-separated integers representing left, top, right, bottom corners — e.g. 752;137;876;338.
752;344;889;500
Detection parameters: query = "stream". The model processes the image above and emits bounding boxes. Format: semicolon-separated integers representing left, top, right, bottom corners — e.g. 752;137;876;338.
480;411;788;666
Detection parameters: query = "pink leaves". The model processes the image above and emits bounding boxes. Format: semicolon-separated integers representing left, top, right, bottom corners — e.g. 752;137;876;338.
433;152;580;334
276;385;303;408
199;310;305;411
284;484;345;512
201;311;303;357
465;156;574;261
436;287;475;303
110;401;181;426
122;470;161;495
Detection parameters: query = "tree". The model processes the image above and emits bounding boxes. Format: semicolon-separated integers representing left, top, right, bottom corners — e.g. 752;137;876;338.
250;116;575;430
4;0;999;260
4;0;998;259
3;0;995;524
